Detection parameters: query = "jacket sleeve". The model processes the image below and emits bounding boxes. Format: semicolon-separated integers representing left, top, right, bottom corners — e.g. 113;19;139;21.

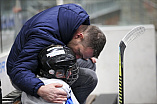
8;35;53;97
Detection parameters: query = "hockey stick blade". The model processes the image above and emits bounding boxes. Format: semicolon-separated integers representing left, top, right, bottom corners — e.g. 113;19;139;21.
122;26;145;46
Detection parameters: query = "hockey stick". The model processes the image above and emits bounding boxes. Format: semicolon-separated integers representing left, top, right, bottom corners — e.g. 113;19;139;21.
119;26;145;104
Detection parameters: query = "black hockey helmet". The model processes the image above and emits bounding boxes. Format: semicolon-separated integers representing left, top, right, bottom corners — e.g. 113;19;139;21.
38;45;79;85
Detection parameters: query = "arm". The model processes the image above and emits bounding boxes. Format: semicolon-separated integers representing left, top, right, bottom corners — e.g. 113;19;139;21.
7;37;48;97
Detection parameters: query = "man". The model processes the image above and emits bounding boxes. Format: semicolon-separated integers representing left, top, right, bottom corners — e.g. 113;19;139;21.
7;3;106;104
21;45;79;104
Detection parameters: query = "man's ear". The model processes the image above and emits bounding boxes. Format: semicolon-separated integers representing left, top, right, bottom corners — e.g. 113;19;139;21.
73;33;84;39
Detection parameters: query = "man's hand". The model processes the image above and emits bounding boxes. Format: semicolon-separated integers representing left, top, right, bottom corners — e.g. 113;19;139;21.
90;57;97;63
37;83;67;104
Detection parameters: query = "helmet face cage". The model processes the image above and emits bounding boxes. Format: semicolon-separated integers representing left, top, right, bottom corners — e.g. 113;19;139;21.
66;63;79;86
38;45;79;85
54;63;79;85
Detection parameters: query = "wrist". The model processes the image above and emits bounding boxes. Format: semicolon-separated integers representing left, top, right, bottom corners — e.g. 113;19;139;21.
37;85;44;97
34;82;45;97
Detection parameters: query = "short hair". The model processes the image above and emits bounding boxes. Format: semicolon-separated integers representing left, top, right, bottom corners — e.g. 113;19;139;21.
82;25;106;58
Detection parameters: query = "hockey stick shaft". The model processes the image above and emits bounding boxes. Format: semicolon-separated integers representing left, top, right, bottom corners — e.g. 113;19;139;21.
119;41;126;104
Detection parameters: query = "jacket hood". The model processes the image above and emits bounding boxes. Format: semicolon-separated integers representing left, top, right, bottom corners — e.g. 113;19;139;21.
58;3;90;44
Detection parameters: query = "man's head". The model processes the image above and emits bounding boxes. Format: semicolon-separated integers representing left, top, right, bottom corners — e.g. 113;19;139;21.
38;45;79;85
67;25;106;59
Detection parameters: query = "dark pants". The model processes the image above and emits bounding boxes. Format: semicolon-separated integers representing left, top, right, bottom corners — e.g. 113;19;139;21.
71;59;98;104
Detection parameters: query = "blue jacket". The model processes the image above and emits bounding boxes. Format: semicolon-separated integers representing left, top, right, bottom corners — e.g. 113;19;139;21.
6;3;90;97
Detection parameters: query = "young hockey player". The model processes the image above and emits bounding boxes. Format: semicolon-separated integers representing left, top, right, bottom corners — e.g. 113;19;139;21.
21;45;79;104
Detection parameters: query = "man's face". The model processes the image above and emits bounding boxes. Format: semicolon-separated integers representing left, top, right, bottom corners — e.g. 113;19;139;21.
67;41;94;59
67;33;94;59
73;45;93;59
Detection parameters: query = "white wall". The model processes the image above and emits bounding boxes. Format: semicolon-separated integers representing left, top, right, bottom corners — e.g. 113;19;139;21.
0;52;15;97
92;25;156;104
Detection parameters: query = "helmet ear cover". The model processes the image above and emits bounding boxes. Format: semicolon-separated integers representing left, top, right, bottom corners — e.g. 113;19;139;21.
38;45;79;85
